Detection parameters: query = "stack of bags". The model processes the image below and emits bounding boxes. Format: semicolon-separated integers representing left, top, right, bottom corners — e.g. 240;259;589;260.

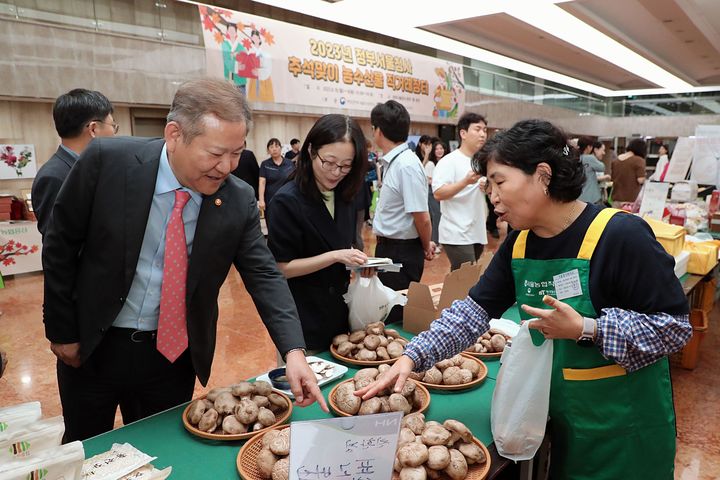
0;402;171;480
0;402;84;480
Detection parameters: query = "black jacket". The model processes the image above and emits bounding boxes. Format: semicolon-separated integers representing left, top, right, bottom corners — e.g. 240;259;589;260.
31;146;77;237
266;180;356;350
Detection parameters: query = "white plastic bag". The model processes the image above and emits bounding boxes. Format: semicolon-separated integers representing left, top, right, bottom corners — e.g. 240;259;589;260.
491;321;553;461
343;276;407;331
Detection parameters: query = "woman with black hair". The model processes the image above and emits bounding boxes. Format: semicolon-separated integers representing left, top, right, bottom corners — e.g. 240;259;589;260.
357;119;691;479
259;137;294;214
266;114;369;350
414;134;433;163
611;138;647;206
425;139;447;249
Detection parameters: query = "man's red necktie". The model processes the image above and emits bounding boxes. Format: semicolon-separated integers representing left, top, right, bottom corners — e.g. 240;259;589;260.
157;190;191;362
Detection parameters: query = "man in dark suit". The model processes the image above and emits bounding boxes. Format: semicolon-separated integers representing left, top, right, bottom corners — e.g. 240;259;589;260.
31;89;117;237
230;141;260;200
42;78;327;442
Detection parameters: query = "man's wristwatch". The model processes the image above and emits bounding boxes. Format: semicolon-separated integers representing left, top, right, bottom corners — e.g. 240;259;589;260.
576;317;597;347
283;347;307;361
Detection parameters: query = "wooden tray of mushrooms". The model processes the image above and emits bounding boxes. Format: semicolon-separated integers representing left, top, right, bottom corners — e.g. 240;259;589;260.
328;365;430;417
410;353;488;391
329;322;408;366
182;380;292;441
236;425;290;480
464;329;512;359
391;413;491;480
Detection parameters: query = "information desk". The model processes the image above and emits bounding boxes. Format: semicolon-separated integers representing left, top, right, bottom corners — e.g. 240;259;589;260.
83;326;507;479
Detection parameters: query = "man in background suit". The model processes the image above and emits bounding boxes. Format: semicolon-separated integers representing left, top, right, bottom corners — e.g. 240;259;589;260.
42;78;327;442
231;140;260;200
31;89;117;237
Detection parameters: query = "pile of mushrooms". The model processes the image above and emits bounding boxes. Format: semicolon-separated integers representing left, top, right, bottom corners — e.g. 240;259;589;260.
255;428;290;480
408;354;482;386
466;329;510;354
332;322;408;361
333;365;425;416
186;381;288;435
395;413;486;480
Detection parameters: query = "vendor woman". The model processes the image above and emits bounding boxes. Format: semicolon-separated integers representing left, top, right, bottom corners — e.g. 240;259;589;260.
267;114;369;351
357;119;692;479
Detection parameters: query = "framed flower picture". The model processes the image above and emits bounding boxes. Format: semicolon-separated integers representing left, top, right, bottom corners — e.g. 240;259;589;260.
0;144;38;179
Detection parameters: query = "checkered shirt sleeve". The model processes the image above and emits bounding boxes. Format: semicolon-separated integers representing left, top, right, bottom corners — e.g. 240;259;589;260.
403;296;490;372
596;308;692;372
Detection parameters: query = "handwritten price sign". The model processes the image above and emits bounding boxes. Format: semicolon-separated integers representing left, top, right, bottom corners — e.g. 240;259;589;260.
289;412;402;480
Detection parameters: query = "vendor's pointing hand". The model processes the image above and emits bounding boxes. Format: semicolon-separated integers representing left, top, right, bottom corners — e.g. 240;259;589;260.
285;350;329;412
354;355;415;400
521;295;584;340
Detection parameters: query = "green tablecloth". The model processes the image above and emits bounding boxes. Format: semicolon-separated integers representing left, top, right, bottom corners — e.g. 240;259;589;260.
83;325;505;478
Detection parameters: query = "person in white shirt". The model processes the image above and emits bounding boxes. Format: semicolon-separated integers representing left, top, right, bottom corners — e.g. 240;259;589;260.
371;100;434;297
650;144;670;182
424;139;447;252
432;112;488;271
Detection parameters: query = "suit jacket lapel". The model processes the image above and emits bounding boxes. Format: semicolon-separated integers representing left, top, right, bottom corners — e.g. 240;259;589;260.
303;193;353;251
186;183;230;300
124;140;163;292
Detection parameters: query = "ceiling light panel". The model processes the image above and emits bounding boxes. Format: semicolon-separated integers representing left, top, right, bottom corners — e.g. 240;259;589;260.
504;1;694;90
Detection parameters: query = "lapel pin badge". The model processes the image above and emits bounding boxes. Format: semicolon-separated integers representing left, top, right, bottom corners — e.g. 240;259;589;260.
214;198;222;207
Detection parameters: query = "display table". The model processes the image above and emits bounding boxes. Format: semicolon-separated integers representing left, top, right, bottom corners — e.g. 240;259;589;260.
83;326;509;479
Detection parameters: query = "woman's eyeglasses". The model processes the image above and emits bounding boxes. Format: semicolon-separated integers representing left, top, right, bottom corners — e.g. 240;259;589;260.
316;151;352;174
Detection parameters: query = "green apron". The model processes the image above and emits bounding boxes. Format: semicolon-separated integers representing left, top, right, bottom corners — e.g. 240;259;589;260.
510;208;676;479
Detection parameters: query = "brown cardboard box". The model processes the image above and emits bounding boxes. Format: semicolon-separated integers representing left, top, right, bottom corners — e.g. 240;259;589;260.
403;253;493;334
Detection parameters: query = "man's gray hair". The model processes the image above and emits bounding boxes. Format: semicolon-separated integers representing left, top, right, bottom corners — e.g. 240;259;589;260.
167;78;252;143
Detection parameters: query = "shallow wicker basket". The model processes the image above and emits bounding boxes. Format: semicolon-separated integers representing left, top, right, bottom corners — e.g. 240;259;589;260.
182;391;292;441
329;344;400;366
236;425;290;479
391;436;492;480
415;353;488;391
463;348;503;359
328;379;431;417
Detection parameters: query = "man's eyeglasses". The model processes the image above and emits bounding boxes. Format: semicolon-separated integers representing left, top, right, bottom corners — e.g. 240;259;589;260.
315;150;352;174
88;120;120;134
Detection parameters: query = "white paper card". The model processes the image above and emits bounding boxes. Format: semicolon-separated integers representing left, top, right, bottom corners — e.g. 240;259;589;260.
665;137;694;183
82;443;156;480
289;412;402;480
639;182;670;220
553;269;582;300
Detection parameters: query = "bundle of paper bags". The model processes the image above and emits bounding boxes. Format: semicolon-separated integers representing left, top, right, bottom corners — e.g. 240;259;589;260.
0;401;170;480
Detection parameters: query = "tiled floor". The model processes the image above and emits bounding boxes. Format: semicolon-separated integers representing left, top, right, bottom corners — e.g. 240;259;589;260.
1;226;718;479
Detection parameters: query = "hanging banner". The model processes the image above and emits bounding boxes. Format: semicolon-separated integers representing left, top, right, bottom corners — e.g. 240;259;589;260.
198;4;465;121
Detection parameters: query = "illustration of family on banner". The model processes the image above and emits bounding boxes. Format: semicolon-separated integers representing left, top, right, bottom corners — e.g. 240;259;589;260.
197;4;465;121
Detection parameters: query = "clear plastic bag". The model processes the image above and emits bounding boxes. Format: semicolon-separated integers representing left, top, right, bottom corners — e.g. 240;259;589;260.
343;276;407;331
491;321;553;461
